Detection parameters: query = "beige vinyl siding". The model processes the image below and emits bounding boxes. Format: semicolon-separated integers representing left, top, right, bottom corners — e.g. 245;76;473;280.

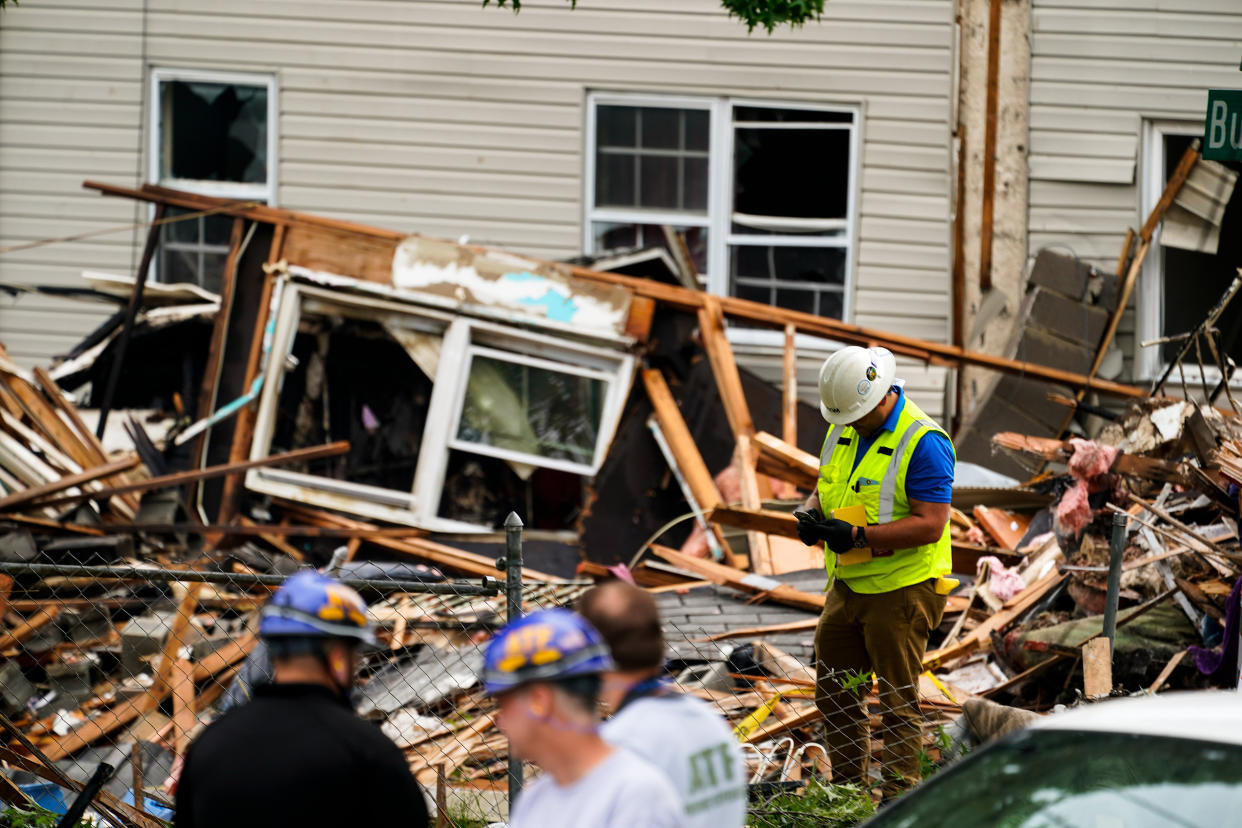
1;0;953;388
0;0;145;366
1028;0;1242;382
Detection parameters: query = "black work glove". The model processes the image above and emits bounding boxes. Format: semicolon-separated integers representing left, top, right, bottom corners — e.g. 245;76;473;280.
793;508;824;546
814;518;857;554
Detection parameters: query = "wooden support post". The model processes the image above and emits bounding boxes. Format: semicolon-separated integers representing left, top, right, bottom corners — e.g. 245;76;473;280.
736;435;773;575
782;324;798;448
172;657;196;756
978;0;1003;292
642;370;722;514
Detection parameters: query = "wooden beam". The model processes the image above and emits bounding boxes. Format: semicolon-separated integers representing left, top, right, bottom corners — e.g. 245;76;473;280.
709;505;799;538
191;217;245;488
0;606;60;652
1081;637;1113;698
14;441;350;510
751;431;819;490
87;180;1150;399
782;324;798;448
735;435;773;575
32;366;141;512
0;456;139;514
978;0;1003;291
642;370;723;513
650;545;825;613
697;296;754;439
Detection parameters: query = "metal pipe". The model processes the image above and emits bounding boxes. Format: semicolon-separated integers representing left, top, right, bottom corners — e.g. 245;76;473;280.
502;510;525;802
0;562;499;597
1103;511;1127;652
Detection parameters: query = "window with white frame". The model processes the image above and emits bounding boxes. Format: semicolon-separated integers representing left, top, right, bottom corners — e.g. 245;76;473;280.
246;284;633;533
1139;123;1242;380
585;94;858;320
149;69;277;293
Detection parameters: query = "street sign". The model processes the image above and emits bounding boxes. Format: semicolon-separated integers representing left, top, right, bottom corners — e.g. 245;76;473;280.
1204;89;1242;161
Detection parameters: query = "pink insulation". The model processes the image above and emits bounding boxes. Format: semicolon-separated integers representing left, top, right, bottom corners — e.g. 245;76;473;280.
978;556;1026;602
1067;438;1118;482
1055;479;1093;534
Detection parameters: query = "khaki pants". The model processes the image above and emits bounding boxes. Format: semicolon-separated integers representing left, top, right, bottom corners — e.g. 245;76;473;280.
814;578;945;798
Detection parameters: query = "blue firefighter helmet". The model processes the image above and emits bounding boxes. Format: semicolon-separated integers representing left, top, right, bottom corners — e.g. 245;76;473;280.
260;570;378;646
482;608;615;695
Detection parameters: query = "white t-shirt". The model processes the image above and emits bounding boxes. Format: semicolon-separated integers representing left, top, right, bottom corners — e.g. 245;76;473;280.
508;747;684;828
601;693;747;828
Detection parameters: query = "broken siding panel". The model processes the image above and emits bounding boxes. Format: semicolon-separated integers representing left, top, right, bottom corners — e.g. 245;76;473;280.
1028;0;1242;382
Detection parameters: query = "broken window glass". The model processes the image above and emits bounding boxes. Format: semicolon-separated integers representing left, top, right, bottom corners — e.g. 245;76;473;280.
160;80;268;185
455;353;604;468
153;73;273;289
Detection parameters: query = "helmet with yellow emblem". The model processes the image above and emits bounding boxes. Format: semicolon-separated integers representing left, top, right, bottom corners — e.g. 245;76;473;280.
482;608;614;695
260;570;378;647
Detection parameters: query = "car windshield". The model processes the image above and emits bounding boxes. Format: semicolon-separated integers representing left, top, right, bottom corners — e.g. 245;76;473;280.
872;729;1242;828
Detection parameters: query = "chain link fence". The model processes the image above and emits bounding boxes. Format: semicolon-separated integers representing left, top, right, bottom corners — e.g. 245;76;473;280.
0;522;959;828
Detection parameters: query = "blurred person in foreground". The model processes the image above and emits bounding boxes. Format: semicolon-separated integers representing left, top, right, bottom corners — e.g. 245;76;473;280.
578;581;746;827
174;571;429;828
483;607;684;827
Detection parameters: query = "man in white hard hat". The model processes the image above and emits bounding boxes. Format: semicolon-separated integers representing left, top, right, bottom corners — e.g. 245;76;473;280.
794;345;955;801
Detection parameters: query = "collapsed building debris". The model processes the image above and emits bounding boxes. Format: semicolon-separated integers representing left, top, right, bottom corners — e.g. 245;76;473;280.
0;173;1238;820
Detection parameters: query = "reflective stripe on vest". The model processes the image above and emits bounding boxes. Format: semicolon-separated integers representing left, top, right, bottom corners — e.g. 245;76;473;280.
878;417;935;523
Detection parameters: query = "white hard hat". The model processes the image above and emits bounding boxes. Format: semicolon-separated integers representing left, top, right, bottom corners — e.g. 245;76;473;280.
817;346;897;425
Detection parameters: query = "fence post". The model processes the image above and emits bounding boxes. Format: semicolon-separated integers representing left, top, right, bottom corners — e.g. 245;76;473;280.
501;511;525;803
1103;510;1127;653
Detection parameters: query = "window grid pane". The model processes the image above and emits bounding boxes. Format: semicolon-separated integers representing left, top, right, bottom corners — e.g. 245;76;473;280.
594;104;710;213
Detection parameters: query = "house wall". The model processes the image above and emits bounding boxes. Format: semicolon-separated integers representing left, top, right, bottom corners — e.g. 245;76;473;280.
0;0;955;419
1027;0;1242;382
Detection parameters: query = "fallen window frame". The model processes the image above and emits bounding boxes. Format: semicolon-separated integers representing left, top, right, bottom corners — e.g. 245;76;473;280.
246;281;635;532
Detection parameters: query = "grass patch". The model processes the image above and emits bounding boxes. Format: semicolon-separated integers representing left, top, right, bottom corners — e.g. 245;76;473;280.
746;779;876;828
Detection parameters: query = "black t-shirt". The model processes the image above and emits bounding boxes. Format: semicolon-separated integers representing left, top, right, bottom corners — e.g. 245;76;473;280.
175;682;430;828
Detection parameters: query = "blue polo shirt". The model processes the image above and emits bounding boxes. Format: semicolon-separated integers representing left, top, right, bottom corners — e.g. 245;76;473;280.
850;386;954;504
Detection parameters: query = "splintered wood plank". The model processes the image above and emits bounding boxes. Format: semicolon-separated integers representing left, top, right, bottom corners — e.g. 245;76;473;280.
171;657;197;756
1148;650;1187;694
650;545;824;613
624;295;657;342
1082;637;1113;699
751;432;819;491
32;366;141;512
697;295;754;439
708;505;799;538
736;434;773;575
642;369;722;513
0;456;139;514
972;505;1030;551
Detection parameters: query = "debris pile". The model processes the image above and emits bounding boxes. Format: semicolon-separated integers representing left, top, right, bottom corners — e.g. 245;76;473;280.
0;174;1237;819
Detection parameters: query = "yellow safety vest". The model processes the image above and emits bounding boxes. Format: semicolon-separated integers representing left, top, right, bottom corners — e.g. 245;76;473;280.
815;395;953;594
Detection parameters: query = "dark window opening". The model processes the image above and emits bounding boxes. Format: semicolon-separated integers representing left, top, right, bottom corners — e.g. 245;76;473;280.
1160;133;1242;367
273;319;430;494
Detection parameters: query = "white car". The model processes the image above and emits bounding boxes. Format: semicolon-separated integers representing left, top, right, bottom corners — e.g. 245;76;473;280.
865;691;1242;827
